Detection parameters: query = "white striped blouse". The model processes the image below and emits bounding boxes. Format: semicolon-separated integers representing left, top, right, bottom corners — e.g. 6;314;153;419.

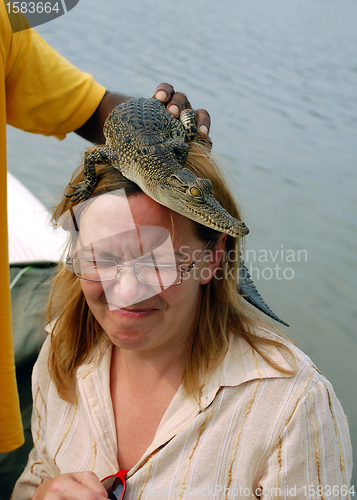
12;330;352;499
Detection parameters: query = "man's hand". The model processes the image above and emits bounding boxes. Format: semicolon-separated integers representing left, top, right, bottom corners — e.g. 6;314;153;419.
75;83;211;144
153;82;210;140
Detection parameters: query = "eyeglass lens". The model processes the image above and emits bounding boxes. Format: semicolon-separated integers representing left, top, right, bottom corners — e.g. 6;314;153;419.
101;469;127;500
106;478;124;500
72;258;181;286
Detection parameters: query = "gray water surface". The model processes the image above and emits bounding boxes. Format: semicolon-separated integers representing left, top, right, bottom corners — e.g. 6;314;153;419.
7;0;357;488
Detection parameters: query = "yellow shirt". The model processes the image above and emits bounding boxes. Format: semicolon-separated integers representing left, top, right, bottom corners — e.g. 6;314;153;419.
0;2;106;452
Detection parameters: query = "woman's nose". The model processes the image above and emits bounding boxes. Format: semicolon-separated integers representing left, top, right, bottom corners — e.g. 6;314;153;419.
110;266;150;307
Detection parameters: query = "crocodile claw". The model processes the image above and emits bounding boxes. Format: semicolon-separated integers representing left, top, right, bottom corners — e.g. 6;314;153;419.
238;263;289;327
180;109;201;141
65;182;93;202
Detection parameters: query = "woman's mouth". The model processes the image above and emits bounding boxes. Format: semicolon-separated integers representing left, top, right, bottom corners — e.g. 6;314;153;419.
109;306;157;319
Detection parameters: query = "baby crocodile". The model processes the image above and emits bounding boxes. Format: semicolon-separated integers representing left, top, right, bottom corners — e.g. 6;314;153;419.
66;97;288;326
66;97;248;238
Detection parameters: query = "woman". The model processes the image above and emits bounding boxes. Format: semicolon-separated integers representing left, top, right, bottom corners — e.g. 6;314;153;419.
13;142;352;499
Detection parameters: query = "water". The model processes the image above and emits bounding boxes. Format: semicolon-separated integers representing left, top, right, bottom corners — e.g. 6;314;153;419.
6;0;357;486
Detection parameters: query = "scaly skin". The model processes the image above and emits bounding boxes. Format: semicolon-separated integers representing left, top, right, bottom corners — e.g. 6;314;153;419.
66;97;249;238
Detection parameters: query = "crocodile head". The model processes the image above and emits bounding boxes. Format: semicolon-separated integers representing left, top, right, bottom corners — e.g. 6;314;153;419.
155;167;249;238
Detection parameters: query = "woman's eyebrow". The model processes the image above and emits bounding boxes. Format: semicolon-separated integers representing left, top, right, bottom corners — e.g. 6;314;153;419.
135;249;174;262
78;245;112;259
174;249;189;262
78;243;179;262
75;246;95;258
80;247;93;256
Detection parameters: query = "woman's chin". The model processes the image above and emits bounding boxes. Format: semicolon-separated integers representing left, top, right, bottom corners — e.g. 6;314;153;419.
108;329;155;351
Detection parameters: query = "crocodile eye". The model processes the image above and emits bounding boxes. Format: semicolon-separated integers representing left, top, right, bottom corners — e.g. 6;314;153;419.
189;187;202;197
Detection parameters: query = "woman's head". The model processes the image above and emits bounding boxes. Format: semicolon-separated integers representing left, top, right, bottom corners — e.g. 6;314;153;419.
73;191;226;361
48;142;269;400
55;143;242;310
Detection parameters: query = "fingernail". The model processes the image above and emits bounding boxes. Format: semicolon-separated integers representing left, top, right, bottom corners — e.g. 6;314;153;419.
168;105;180;117
199;125;209;136
155;90;168;102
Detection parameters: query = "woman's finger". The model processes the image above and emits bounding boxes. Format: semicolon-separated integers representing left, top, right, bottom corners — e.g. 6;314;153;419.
32;471;108;499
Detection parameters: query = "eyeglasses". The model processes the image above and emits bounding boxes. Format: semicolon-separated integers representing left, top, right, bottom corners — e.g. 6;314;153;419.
65;240;211;287
101;469;128;500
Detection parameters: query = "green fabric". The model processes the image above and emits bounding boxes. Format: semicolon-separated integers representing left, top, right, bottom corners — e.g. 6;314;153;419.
0;264;55;500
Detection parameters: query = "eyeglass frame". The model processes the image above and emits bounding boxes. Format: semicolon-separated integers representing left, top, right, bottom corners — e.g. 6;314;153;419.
65;240;212;287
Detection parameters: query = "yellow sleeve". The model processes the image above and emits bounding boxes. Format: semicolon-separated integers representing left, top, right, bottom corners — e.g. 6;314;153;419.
0;3;105;454
12;338;57;500
2;2;106;139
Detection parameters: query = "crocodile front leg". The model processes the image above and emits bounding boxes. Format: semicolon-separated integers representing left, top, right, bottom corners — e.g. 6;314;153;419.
179;109;201;142
65;148;118;201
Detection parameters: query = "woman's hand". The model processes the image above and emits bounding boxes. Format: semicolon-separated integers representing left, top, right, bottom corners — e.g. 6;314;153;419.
153;82;211;139
32;471;108;499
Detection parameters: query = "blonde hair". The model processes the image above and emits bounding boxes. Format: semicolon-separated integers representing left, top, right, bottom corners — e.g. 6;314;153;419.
47;142;295;402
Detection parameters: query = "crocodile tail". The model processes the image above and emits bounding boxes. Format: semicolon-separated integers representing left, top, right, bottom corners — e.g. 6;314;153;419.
237;263;289;327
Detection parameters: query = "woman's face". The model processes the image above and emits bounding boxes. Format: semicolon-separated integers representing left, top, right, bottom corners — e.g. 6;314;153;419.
76;192;223;356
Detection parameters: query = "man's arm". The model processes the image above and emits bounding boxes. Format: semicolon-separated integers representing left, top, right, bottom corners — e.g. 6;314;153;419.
75;83;211;144
74;90;129;143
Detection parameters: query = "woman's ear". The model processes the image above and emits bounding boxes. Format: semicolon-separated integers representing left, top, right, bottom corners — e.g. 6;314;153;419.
199;234;227;285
